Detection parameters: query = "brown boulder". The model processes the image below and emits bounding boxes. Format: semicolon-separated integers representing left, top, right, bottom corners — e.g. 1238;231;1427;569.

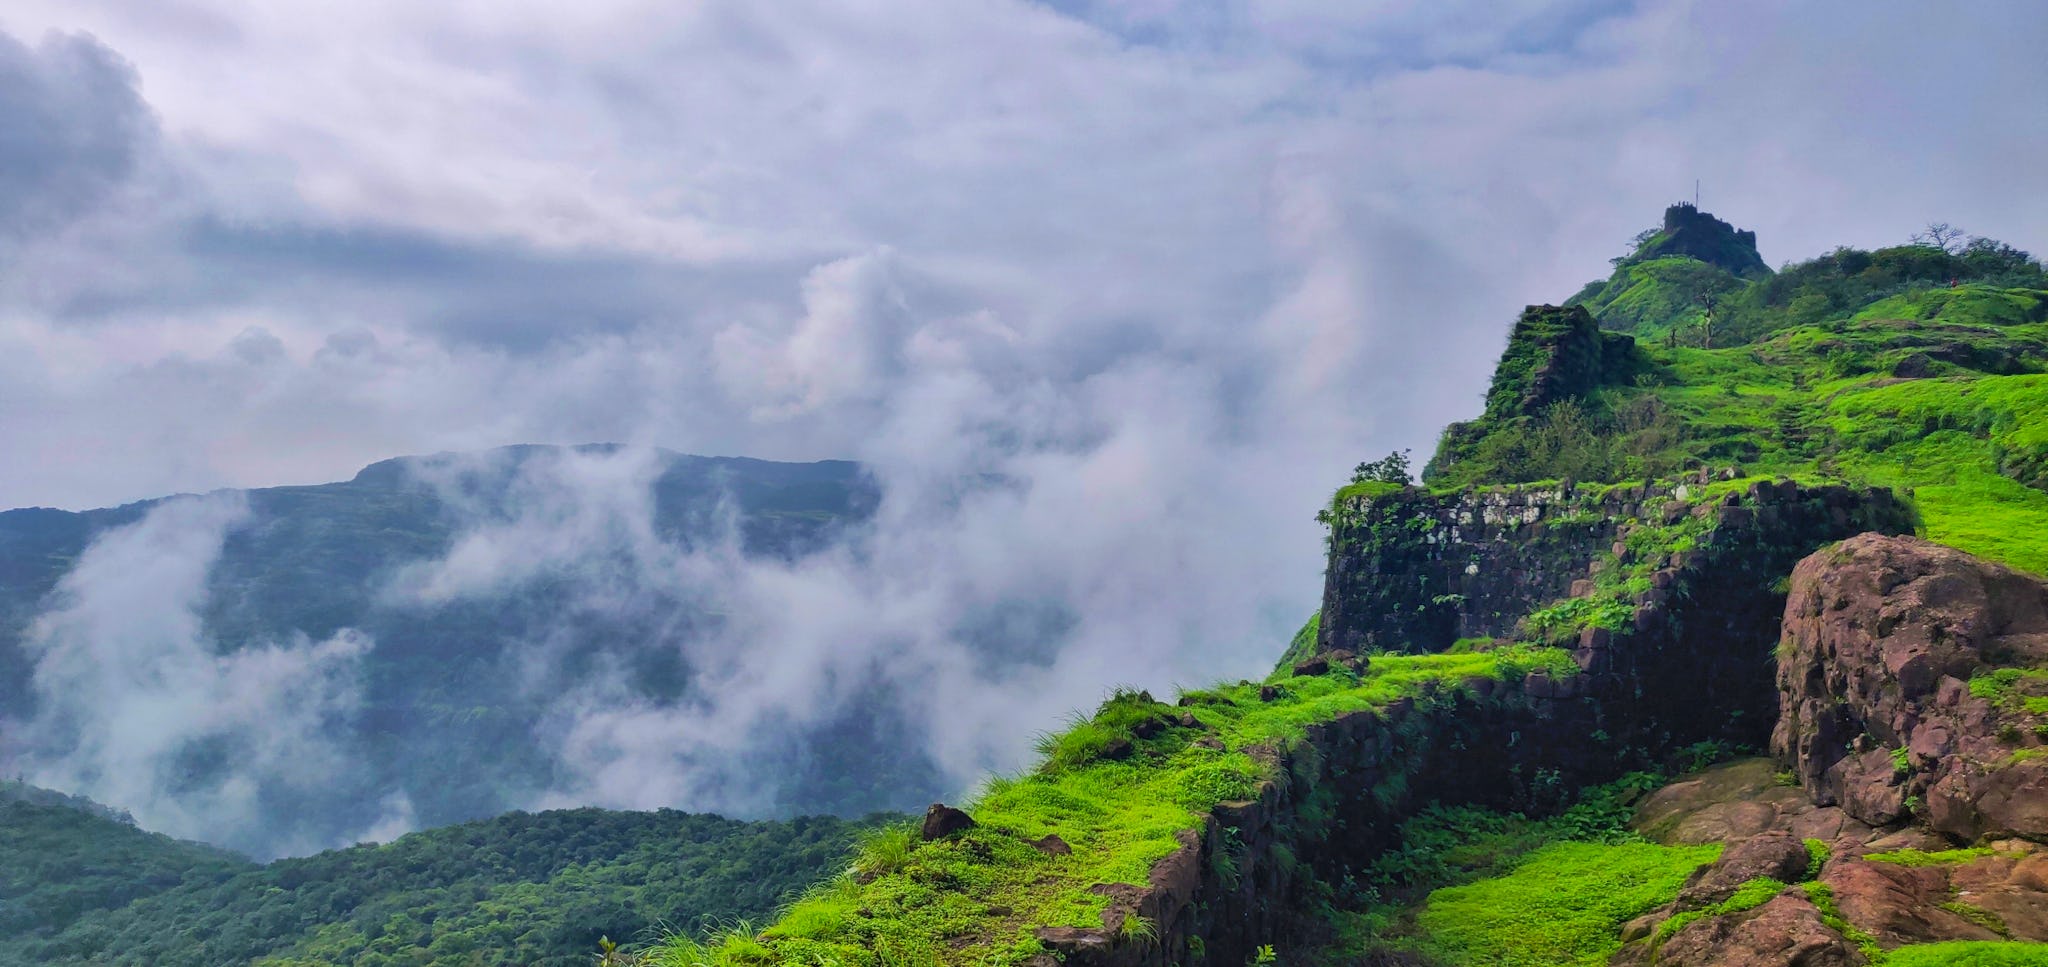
1822;859;2001;946
1677;832;1814;910
1772;534;2048;841
1948;852;2048;941
1030;834;1072;856
920;802;977;840
1653;893;1865;967
1292;656;1330;677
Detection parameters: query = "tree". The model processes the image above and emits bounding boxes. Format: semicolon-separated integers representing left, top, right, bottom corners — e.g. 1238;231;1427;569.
1350;450;1413;486
1908;222;1967;254
1694;291;1720;349
1611;228;1660;266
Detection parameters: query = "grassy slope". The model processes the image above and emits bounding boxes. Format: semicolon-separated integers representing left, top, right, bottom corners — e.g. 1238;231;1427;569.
1648;289;2048;573
1303;778;2048;967
1432;282;2048;574
643;647;1577;967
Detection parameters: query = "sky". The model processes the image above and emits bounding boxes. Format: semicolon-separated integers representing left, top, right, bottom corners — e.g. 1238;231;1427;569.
1;0;2045;851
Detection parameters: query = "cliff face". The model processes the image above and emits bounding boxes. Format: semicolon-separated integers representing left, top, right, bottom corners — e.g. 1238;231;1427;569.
1317;472;1913;752
1775;534;2048;842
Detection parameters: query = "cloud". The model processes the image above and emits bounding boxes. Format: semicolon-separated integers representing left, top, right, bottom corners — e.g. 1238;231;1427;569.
5;494;374;857
0;30;151;237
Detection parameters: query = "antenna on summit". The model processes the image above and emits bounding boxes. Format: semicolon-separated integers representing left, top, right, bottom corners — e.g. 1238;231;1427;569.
1695;179;1700;208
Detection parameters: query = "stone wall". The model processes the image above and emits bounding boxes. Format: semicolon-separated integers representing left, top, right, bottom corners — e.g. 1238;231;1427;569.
1318;471;1911;751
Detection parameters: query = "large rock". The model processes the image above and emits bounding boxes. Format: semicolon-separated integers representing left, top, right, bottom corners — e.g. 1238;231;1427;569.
1773;534;2048;841
1676;832;1814;910
1821;859;2003;946
1650;893;1865;967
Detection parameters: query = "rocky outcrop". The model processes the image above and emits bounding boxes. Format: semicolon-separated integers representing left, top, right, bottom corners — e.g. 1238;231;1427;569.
1646;893;1864;967
1773;534;2048;842
1615;757;2048;964
1427;304;1644;476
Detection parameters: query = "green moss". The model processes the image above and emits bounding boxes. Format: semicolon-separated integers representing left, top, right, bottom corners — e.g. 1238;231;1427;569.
1941;900;2012;938
1863;847;2000;867
1970;667;2048;716
1795;838;1827;877
1654;877;1787;944
1409;840;1719;967
1883;942;2048;966
1801;881;1883;962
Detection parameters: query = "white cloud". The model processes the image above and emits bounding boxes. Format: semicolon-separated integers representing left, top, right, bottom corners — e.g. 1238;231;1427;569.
9;495;374;856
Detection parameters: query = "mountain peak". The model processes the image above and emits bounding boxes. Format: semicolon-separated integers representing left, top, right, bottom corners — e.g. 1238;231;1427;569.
1624;202;1770;277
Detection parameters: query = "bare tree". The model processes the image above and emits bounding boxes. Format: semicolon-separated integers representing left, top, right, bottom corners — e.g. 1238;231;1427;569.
1910;222;1968;254
1694;291;1720;349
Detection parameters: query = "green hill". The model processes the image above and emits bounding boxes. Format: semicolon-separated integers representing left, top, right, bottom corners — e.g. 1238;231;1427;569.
0;780;883;967
1436;220;2048;574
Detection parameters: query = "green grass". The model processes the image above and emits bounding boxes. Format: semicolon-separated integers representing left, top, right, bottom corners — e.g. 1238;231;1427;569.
1802;881;1883;961
641;648;1578;967
1432;285;2048;574
1653;876;1787;944
1409;840;1719;966
1863;847;2005;867
1969;667;2048;716
1883;942;2048;966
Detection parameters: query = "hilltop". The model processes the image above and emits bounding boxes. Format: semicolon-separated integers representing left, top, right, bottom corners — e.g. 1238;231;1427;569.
627;210;2048;967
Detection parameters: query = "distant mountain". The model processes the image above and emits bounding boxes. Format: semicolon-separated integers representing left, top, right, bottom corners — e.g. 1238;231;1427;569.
0;445;939;857
0;780;880;967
